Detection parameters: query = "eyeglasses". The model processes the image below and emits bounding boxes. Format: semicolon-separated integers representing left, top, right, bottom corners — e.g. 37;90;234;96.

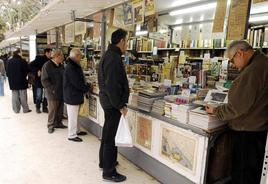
229;51;237;64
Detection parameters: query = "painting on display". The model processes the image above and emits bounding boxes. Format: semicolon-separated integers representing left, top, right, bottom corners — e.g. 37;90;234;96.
145;0;156;16
160;123;199;174
65;23;75;44
123;3;133;25
144;14;157;32
136;115;152;150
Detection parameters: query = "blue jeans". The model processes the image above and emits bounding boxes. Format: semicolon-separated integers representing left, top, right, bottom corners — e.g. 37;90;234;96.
35;88;43;109
0;78;4;96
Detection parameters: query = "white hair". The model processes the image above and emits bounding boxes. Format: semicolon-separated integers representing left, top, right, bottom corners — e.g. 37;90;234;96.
227;40;253;55
69;48;82;58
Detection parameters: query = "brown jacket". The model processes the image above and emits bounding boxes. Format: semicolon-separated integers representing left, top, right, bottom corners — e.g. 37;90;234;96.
215;50;268;131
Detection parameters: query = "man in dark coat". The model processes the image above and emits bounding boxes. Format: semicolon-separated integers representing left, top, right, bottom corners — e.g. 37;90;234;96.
6;49;31;113
63;48;90;142
29;48;52;113
41;49;67;134
98;29;129;182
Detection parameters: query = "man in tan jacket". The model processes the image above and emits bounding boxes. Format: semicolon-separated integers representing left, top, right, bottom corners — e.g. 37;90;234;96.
206;40;268;184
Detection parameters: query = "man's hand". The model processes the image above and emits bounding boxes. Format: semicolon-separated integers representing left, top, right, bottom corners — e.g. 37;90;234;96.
120;106;128;117
205;105;215;114
37;70;41;77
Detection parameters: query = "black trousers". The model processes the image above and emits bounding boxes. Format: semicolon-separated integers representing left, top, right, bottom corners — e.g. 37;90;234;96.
99;108;121;175
231;130;267;184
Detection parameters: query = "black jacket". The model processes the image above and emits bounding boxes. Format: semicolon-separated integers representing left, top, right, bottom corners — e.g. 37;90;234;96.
41;60;64;101
98;44;129;110
29;55;50;88
7;55;29;90
63;58;90;105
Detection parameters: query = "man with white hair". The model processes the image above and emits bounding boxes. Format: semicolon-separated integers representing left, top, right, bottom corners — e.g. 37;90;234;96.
41;49;67;134
63;48;90;142
206;40;268;184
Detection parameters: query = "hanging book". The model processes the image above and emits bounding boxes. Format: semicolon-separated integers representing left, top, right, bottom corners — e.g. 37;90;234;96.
145;0;156;16
133;0;144;24
123;3;133;25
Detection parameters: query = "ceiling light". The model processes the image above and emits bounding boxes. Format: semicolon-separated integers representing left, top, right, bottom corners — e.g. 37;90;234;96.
249;15;268;23
159;29;168;34
200;15;204;21
17;1;21;5
169;2;217;16
171;0;203;8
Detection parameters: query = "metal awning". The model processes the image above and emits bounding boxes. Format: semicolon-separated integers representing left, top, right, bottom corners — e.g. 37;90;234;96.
4;0;126;40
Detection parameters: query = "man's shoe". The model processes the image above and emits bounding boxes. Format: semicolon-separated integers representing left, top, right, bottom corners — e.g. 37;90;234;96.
103;172;126;182
99;161;119;169
42;108;48;113
77;131;87;136
36;109;41;114
23;110;32;113
68;137;83;142
54;124;67;129
48;128;54;134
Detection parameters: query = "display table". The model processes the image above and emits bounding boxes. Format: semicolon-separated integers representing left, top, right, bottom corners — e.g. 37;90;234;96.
79;94;226;184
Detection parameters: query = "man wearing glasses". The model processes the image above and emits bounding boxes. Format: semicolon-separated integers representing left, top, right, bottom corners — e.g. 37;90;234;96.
206;40;268;184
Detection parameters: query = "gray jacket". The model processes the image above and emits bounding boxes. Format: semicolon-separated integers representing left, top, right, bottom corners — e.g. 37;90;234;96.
41;60;64;101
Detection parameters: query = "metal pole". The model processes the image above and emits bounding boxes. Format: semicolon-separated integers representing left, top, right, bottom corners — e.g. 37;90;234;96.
55;27;60;49
19;37;22;54
100;10;107;57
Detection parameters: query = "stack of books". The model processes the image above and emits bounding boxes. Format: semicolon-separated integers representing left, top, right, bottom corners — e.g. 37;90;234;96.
189;107;226;130
137;91;166;112
151;100;165;115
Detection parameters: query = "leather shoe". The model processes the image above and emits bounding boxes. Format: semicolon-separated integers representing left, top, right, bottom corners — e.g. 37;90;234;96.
68;137;83;142
36;109;41;114
42;108;48;113
23;110;32;113
103;172;126;182
77;131;87;136
48;128;54;134
54;124;67;129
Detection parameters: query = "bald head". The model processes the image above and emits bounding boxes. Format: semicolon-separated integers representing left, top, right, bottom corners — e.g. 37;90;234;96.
69;48;82;63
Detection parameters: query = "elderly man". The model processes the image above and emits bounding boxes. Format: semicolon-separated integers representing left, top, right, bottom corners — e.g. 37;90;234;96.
7;49;31;113
206;40;268;184
63;49;90;142
41;49;67;134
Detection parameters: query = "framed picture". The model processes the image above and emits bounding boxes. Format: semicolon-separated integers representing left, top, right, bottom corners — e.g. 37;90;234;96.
145;0;156;16
156;122;208;183
135;113;152;152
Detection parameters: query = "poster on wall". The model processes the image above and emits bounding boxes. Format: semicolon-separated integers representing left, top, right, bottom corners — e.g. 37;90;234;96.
145;0;156;16
123;3;133;25
75;22;87;36
212;0;227;33
65;23;74;44
144;14;157;32
136;115;152;151
227;0;251;40
93;13;101;38
160;123;198;175
132;0;144;24
172;29;182;45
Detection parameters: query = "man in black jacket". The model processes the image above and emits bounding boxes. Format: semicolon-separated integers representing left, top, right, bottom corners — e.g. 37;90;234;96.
41;49;67;134
63;49;90;142
29;48;52;113
98;29;129;182
6;49;31;113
